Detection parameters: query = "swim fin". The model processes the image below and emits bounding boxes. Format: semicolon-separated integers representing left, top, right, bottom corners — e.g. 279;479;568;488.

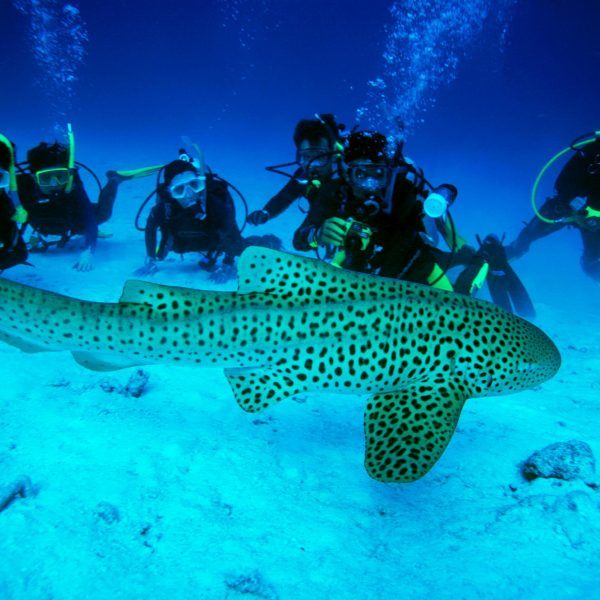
106;165;164;181
478;234;536;320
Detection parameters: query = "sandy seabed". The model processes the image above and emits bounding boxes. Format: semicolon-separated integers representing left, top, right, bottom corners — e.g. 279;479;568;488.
1;181;599;600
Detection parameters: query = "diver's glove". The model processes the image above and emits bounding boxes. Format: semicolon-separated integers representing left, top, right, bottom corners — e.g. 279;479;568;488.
134;256;158;277
316;217;348;247
209;262;237;283
11;206;28;225
247;209;270;226
73;248;94;272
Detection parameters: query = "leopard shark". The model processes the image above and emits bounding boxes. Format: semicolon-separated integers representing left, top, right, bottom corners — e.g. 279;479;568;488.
0;247;561;483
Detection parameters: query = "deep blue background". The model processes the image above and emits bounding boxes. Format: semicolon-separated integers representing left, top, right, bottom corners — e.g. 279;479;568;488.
1;0;599;301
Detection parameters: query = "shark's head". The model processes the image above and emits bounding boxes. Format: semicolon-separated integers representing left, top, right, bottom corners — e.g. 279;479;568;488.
470;308;561;397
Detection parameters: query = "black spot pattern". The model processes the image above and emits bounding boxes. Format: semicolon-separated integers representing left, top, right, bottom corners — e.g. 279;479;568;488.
364;378;468;483
0;247;562;483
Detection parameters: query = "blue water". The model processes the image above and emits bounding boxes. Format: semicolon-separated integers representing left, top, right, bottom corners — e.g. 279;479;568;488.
1;2;599;597
3;0;597;234
3;0;598;201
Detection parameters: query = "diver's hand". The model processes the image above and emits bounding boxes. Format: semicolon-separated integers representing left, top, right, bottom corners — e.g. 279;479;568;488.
11;206;28;224
247;209;270;226
73;248;94;272
134;257;158;277
317;217;348;247
209;263;236;283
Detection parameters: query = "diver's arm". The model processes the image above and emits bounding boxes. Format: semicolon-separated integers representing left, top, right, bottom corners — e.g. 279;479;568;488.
70;178;97;272
292;181;338;252
293;209;324;251
249;173;306;225
145;208;160;260
15;173;37;212
262;176;306;218
216;216;246;264
133;208;161;276
506;196;568;260
210;182;246;262
72;177;98;253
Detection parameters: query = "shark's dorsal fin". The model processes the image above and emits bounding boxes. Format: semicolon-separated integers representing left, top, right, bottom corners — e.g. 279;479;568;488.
237;246;418;302
364;377;470;483
224;366;309;412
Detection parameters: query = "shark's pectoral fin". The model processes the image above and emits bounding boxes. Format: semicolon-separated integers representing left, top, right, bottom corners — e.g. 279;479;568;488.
71;351;147;372
225;367;308;413
0;330;50;353
364;378;470;483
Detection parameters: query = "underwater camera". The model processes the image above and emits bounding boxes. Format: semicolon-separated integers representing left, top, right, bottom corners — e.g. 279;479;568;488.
343;219;373;252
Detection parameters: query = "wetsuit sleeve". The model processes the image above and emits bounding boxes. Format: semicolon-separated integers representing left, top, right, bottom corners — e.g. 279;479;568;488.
293;201;329;251
507;196;568;259
291;178;343;251
16;173;38;211
145;207;160;259
261;174;307;219
209;181;246;264
0;193;27;269
71;175;98;252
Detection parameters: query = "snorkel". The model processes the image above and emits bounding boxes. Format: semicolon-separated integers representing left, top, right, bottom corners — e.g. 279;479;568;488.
180;136;206;176
531;130;600;224
65;123;75;193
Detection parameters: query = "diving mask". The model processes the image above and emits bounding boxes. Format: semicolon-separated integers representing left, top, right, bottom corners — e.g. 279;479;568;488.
168;173;206;200
0;168;9;190
35;167;72;190
347;162;390;192
297;147;332;169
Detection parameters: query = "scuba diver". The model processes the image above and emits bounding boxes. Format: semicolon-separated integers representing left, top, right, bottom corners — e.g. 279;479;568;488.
247;114;344;226
17;125;124;272
135;151;281;281
0;134;28;272
507;131;600;283
293;130;456;290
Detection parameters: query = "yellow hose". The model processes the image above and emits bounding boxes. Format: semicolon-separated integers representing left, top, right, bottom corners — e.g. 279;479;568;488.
531;132;600;224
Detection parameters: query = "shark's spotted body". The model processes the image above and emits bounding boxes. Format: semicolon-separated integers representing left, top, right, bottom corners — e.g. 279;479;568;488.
0;248;560;482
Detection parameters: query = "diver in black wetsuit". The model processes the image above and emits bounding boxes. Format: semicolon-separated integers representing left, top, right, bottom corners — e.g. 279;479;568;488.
137;158;281;281
246;114;343;226
18;136;123;272
293;130;455;290
0;137;28;272
507;136;600;282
